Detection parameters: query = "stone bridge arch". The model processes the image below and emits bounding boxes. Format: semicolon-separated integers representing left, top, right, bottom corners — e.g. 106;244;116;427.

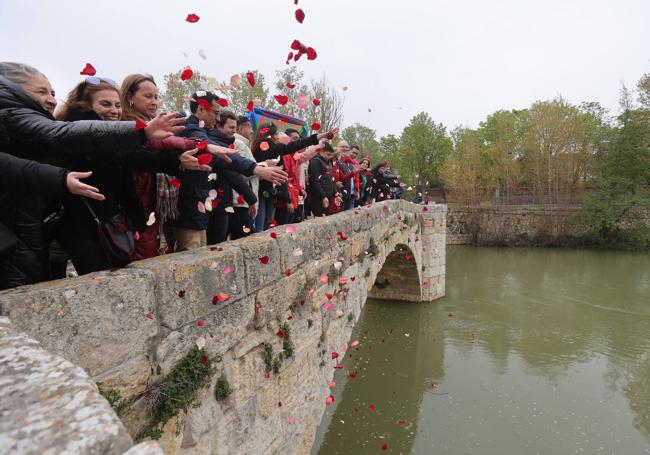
0;200;446;455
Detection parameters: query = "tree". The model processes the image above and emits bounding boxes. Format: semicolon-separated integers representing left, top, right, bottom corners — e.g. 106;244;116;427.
398;112;452;190
160;70;209;113
342;123;379;159
578;85;650;248
378;134;401;165
479;110;521;203
304;75;345;132
219;70;272;115
637;72;650;109
440;128;484;205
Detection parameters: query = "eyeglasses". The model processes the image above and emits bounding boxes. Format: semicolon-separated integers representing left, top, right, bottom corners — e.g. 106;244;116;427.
85;76;117;87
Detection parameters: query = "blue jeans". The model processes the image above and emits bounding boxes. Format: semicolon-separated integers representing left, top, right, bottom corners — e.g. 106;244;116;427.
255;195;276;233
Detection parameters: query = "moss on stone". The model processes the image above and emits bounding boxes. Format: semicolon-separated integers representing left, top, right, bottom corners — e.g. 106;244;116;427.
214;374;232;401
136;347;212;441
96;382;130;416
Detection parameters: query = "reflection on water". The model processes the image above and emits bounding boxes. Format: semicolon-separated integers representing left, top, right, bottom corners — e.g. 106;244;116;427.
314;247;650;454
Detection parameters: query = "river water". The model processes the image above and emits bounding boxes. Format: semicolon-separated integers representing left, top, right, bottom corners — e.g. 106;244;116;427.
313;247;650;455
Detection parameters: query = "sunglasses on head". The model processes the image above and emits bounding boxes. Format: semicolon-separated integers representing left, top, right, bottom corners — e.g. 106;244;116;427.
85;76;117;87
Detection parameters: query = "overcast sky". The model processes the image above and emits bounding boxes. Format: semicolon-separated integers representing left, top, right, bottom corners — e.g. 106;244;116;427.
1;0;649;136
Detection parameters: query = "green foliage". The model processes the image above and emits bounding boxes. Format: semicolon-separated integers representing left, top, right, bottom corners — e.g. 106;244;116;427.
398;112;453;188
281;323;295;358
214;374;232;401
96;382;129;416
262;342;283;375
342;123;380;159
307;319;314;329
136;347;212;441
577;99;650;249
367;238;379;257
160;70;210;113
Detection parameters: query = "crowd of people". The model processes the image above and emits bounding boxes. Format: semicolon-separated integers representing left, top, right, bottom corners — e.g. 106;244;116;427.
0;62;403;290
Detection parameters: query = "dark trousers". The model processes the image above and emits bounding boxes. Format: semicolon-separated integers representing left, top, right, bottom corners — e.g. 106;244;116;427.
309;198;329;217
207;211;229;245
294;204;305;223
343;198;355;211
275;207;295;226
229;207;254;241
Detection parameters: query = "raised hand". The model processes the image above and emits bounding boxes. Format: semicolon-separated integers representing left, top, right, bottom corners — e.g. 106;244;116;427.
179;148;212;171
144;112;186;140
254;165;288;185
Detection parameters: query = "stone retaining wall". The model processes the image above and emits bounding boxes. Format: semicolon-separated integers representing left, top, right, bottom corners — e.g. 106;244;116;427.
447;205;650;246
0;200;446;455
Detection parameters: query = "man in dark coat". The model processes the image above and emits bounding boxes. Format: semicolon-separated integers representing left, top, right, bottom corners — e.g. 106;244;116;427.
307;143;337;217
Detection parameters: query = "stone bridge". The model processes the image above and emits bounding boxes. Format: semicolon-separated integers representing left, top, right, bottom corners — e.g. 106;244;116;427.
0;200;446;455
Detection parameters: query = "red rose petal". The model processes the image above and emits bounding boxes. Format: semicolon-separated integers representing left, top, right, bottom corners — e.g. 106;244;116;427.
246;100;254;111
369;405;376;411
334;364;343;369
448;312;454;317
268;219;278;228
348;371;357;379
398;419;407;425
405;254;412;261
325;293;333;300
185;13;200;23
228;143;235;149
216;98;229;107
274;95;289;106
423;206;429;212
284;269;292;277
311;123;321;131
331;351;339;359
146;313;154;320
313;98;321;106
295;8;305;23
382;443;389;451
320;274;329;284
246;71;256;87
287;315;293;320
237;195;245;205
306;47;317;60
326;132;334;140
337;231;348;241
201;355;207;364
178;290;186;298
197;99;211;111
291;40;301;51
270;232;278;239
181;67;194;81
196;321;205;327
170;178;181;189
277;328;286;338
259;256;270;264
197;154;212;166
79;63;96;76
134;119;147;131
286;83;296;89
196;140;208;150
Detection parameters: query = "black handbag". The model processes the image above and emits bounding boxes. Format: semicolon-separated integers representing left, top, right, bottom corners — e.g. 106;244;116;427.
82;198;135;267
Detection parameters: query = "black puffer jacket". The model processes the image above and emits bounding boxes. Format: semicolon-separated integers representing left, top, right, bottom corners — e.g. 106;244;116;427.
0;76;148;289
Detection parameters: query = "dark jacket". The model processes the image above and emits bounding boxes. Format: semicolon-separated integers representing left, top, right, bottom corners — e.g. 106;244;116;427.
368;168;401;202
307;154;336;200
0;76;147;289
0;152;68;259
172;116;257;230
253;134;319;199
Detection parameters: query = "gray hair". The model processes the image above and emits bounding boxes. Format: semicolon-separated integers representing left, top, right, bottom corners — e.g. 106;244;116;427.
0;62;46;85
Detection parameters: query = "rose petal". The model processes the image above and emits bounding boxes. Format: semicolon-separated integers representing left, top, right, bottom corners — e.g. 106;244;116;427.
201;355;207;364
313;98;321;106
351;340;359;348
259;256;270;264
324;302;334;311
284;269;292;277
146;313;154;320
292;248;303;257
185;13;200;23
331;351;339;359
146;212;156;226
306;47;317;60
260;141;270;152
79;63;96;76
197;153;212;166
295;8;305;23
246;71;256;87
196;321;205;327
325;395;334;405
320;274;329;284
181;67;194;81
134;119;147;131
178;290;186;298
286;83;296;89
170;178;181;189
274;95;289;106
246;100;254;111
216;98;229;107
369;405;376;411
197;201;206;213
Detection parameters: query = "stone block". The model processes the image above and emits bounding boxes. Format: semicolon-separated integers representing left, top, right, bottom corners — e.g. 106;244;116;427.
0;268;159;378
254;271;307;329
227;344;268;409
0;317;133;455
93;354;153;398
122;441;164;455
130;244;246;330
237;235;285;294
155;296;254;377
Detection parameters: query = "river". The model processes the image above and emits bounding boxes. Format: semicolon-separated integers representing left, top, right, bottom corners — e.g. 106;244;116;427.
313;246;650;454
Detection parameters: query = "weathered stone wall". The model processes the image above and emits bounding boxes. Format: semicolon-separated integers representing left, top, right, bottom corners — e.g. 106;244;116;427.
447;205;650;246
0;200;446;455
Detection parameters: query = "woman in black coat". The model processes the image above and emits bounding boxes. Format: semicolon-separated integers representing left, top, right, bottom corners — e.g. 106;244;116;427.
0;62;194;288
250;122;338;231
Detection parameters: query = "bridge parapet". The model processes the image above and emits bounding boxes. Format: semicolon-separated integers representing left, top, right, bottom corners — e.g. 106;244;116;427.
0;201;446;455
